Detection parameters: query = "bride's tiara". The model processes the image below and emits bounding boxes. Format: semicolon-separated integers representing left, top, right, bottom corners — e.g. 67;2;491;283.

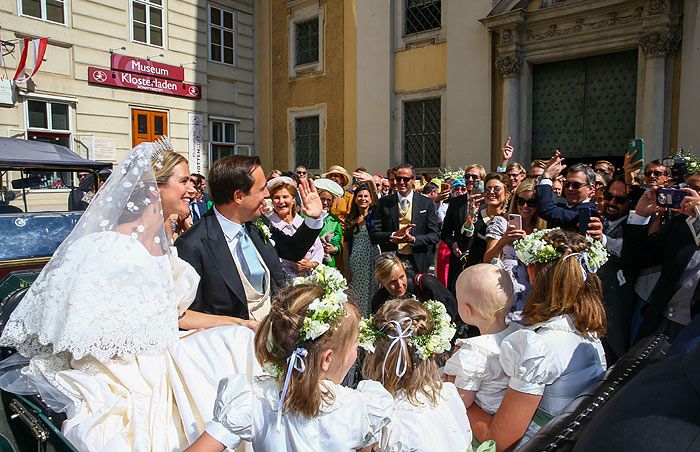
152;136;174;169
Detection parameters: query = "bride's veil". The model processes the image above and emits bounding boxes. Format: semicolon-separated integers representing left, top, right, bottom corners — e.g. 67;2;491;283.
0;142;177;413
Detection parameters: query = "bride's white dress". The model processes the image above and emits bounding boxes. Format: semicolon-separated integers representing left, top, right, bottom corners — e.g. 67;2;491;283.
0;231;260;451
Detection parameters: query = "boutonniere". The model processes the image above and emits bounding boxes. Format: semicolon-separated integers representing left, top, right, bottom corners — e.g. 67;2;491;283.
254;218;271;243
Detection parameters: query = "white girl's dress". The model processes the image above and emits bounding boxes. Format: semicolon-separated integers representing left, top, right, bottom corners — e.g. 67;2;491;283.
443;322;522;414
377;383;472;452
499;314;607;442
206;374;394;451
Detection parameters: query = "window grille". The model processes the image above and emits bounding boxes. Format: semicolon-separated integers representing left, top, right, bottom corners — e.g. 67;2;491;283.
403;98;440;168
132;0;164;47
209;5;235;65
405;0;441;36
211;120;237;163
295;116;320;169
20;0;65;24
295;18;319;66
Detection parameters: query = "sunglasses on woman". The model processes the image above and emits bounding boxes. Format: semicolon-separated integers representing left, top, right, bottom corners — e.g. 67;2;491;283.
464;174;480;181
515;197;537;207
452;186;467;192
485;186;503;194
564;181;589;190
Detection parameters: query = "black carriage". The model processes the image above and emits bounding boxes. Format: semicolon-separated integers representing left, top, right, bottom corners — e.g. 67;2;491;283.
0;137;110;451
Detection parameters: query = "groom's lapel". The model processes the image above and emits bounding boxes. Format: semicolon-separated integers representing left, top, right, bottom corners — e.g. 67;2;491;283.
203;214;245;297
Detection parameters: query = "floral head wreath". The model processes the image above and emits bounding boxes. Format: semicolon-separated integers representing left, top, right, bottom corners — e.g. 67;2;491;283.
514;228;609;280
359;300;456;380
674;149;699;175
266;265;350;431
438;167;465;182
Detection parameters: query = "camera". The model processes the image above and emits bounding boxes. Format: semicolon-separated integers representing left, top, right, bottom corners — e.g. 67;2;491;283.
656;188;687;209
662;154;690;184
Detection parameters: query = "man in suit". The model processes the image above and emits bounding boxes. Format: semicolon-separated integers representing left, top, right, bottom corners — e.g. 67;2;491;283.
599;177;635;361
622;173;700;342
175;155;323;329
537;151;599;231
370;163;439;273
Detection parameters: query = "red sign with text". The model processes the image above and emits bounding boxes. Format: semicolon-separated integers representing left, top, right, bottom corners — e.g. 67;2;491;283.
87;67;201;99
110;54;185;81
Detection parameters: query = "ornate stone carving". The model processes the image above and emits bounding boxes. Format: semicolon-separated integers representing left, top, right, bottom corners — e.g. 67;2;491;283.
639;30;681;57
646;0;668;15
501;29;514;44
495;55;522;79
526;7;642;41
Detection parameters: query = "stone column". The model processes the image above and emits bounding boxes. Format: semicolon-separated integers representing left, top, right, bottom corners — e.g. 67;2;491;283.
639;30;680;160
496;54;522;150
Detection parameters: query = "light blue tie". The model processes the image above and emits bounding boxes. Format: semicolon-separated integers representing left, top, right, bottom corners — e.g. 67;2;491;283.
236;228;266;293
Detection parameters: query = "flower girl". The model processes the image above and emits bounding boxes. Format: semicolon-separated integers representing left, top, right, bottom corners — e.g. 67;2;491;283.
443;264;522;414
360;298;474;452
186;266;393;451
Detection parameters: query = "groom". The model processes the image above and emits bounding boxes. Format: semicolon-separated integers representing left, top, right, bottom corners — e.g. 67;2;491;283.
175;155;323;329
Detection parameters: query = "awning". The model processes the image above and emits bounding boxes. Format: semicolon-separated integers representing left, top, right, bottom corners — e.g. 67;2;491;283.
0;137;112;171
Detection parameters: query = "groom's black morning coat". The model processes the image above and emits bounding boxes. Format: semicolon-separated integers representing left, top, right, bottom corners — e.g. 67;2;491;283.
175;209;320;319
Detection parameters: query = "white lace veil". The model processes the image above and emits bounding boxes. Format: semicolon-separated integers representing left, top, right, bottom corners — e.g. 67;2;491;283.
0;143;179;413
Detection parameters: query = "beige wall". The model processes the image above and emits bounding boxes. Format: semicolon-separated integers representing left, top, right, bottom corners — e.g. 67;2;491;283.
677;0;700;151
394;44;447;93
445;0;493;169
0;0;255;171
355;0;392;174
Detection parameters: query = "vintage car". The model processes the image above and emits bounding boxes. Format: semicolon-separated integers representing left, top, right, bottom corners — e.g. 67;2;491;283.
0;137;110;451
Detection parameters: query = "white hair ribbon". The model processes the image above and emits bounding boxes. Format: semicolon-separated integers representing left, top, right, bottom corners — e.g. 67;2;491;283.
381;317;414;383
563;252;588;282
276;347;308;432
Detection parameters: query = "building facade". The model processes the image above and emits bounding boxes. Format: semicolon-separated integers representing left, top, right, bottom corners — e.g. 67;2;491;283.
258;0;699;175
1;0;256;209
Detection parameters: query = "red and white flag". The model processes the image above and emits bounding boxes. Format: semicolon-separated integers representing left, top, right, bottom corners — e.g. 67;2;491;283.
13;37;48;83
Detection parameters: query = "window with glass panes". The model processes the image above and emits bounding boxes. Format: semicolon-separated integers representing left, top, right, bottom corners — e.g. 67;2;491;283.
209;5;235;65
26;100;73;189
405;0;441;36
210;120;236;163
294;116;320;169
131;0;163;47
20;0;66;24
403;98;440;168
295;18;319;66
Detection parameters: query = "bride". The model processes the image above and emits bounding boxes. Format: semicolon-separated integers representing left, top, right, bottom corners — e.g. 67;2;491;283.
0;143;260;451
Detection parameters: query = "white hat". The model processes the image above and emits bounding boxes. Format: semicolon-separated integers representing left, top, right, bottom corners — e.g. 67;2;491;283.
314;178;344;197
266;176;295;190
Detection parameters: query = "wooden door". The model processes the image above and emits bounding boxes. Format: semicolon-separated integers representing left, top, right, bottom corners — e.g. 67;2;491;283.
131;109;168;146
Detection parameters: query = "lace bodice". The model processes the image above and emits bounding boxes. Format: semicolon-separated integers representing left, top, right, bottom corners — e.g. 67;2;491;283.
0;231;200;363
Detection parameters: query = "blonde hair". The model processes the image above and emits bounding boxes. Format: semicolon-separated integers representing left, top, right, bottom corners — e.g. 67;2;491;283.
465;164;486;181
255;284;360;419
507;179;548;231
523;229;607;336
374;253;405;287
151;151;187;186
456;264;514;320
361;299;442;406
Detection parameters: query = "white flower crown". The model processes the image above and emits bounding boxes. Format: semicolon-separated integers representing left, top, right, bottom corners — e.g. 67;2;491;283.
359;299;456;361
514;228;609;272
292;265;349;342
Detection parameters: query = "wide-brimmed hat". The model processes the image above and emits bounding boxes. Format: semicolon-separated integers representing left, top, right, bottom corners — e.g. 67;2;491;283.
322;165;351;188
314;178;344;197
